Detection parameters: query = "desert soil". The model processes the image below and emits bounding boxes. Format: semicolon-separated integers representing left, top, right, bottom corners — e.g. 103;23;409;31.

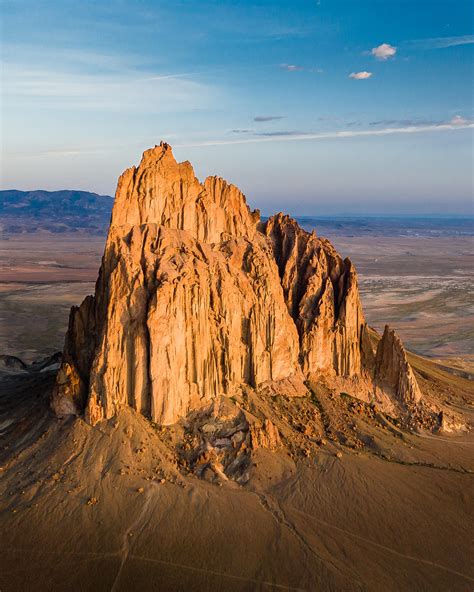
0;366;473;592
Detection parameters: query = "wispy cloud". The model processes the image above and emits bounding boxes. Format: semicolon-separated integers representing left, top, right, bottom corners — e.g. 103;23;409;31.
405;35;474;50
1;42;217;114
349;71;372;80
371;43;397;60
254;115;286;122
2;43;157;73
450;114;472;126
2;60;214;113
279;63;323;73
8;120;473;159
280;63;304;72
254;131;305;137
369;118;437;127
230;129;254;134
368;115;472;128
5;137;179;160
176;121;474;148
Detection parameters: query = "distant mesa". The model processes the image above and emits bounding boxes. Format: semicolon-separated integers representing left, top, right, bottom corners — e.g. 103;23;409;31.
51;142;464;432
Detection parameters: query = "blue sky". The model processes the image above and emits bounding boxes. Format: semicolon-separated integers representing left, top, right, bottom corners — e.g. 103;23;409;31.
1;0;473;214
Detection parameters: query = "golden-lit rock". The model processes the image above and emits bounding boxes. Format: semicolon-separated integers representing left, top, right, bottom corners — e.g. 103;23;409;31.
250;419;281;450
263;213;373;378
51;362;85;417
374;325;422;407
52;142;428;427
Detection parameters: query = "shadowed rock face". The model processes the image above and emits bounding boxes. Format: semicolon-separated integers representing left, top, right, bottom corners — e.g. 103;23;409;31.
52;142;425;426
375;325;422;406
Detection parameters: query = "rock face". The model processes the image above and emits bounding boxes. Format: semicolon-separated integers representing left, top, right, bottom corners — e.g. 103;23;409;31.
263;214;374;378
374;325;422;409
52;142;424;426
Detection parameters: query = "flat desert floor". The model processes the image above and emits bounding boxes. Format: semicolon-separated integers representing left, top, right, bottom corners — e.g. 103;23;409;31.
1;231;472;370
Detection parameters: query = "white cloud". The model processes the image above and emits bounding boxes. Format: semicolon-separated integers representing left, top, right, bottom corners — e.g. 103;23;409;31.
371;43;397;60
450;115;470;126
349;71;372;80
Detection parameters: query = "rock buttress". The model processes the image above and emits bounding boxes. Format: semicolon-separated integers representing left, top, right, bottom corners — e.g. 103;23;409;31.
374;325;422;409
52;142;426;426
263;213;374;378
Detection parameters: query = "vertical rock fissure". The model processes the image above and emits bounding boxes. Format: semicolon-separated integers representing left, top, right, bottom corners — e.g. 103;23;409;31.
140;230;153;419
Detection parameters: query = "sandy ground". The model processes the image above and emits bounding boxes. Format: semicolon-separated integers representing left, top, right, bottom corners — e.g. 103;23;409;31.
0;365;473;592
0;234;102;362
1;233;472;363
1;229;473;591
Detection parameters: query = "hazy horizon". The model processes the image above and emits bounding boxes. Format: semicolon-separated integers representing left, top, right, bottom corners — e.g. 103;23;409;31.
2;185;473;217
2;184;472;218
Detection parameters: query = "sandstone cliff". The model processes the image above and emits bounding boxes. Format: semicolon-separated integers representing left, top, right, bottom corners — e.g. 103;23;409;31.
263;214;374;378
374;325;422;410
52;142;426;427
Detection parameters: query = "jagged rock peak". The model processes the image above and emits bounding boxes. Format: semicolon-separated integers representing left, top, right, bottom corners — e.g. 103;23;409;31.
263;213;373;377
375;325;422;407
111;141;260;244
51;144;427;429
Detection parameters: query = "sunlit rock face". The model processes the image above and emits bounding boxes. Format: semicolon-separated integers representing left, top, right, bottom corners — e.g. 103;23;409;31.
263;213;373;378
375;325;422;407
52;142;423;426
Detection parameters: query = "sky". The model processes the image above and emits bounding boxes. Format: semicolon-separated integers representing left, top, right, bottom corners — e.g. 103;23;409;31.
1;0;473;215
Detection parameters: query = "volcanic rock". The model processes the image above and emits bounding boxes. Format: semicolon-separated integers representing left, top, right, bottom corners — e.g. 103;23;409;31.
263;213;374;377
52;142;426;427
374;324;422;409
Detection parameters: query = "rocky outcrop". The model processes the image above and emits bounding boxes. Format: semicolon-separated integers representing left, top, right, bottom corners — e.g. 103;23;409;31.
51;362;85;417
53;143;307;425
374;325;422;409
85;222;303;425
110;146;259;242
263;214;373;378
250;419;281;451
52;142;425;427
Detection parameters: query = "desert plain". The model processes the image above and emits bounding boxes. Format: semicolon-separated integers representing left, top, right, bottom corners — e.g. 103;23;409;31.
1;230;472;370
1;219;473;592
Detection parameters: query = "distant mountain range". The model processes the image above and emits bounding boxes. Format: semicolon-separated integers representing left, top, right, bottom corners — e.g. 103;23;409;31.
1;189;472;237
0;190;113;234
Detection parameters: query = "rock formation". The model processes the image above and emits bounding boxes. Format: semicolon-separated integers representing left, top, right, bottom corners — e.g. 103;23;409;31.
52;142;426;427
374;325;422;410
263;214;374;378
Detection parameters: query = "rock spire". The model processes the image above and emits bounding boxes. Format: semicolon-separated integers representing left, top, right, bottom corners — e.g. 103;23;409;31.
52;143;424;426
375;325;422;407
